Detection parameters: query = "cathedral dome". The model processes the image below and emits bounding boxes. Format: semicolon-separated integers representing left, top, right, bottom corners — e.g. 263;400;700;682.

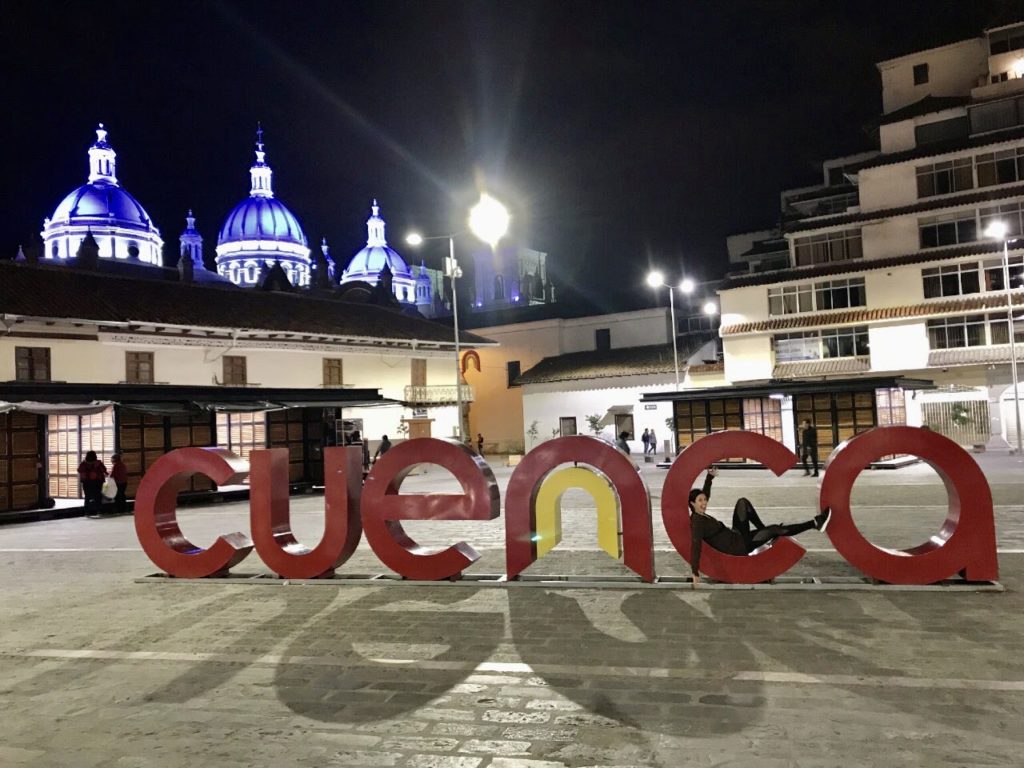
217;196;307;247
340;201;416;303
214;128;311;288
42;124;164;266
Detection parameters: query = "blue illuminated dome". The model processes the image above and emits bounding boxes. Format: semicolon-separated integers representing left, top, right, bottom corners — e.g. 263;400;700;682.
340;200;416;303
214;128;311;288
42;124;164;265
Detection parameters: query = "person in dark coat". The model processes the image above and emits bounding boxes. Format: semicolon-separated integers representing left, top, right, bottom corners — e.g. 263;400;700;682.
800;419;819;477
616;431;630;453
110;453;129;515
688;467;831;585
373;435;392;462
349;430;370;473
476;433;484;454
78;450;108;517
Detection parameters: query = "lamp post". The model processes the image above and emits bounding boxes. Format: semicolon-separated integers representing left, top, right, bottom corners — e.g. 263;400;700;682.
646;271;694;391
983;221;1022;454
407;194;510;443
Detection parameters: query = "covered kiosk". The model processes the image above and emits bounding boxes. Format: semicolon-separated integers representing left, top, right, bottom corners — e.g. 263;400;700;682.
641;375;934;464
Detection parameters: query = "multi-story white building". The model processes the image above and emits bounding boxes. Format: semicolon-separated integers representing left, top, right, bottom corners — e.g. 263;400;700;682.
705;21;1024;459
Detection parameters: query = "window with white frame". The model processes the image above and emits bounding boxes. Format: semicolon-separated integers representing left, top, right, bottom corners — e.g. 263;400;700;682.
918;212;977;248
976;148;1024;188
983;254;1024;291
989;312;1024;345
767;284;813;316
793;229;863;266
773;326;869;362
814;278;866;310
979;201;1024;240
922;262;981;298
927;315;989;349
916;158;973;198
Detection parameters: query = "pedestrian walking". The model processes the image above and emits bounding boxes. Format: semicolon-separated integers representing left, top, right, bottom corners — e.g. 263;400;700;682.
616;431;631;453
641;429;650;454
476;432;484;455
647;428;657;455
349;430;371;474
799;419;819;477
373;435;392;462
109;453;129;515
688;467;830;585
78;450;108;517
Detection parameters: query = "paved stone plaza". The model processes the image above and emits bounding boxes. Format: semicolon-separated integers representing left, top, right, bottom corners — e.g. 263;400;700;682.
1;454;1023;767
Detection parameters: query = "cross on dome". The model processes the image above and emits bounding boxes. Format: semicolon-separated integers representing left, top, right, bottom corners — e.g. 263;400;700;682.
87;122;117;184
249;124;274;198
366;199;387;246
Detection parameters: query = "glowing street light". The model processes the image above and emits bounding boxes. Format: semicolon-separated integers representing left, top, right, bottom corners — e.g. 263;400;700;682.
984;219;1022;454
406;194;510;442
703;300;718;316
468;194;510;248
680;278;695;294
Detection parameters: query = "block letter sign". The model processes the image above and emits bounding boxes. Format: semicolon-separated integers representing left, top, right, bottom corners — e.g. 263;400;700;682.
361;438;500;580
249;447;363;579
134;447;254;578
504;436;654;582
820;427;998;584
661;431;806;584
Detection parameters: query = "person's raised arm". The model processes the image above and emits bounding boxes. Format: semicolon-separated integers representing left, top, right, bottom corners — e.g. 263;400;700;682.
701;466;717;500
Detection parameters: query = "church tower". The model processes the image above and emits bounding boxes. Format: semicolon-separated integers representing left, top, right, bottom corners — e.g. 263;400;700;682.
179;210;203;268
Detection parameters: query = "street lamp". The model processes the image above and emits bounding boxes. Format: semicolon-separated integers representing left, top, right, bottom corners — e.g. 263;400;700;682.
407;194;510;442
984;220;1023;454
646;271;692;391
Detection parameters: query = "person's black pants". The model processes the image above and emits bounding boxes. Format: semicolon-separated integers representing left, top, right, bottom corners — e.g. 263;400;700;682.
732;497;816;553
801;446;819;475
82;481;103;514
114;481;128;515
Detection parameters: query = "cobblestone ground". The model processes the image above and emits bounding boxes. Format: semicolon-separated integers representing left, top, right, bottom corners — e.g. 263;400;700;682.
0;454;1022;767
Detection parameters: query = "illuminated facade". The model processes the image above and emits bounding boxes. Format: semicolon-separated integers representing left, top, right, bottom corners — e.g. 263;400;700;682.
215;129;311;287
41;124;164;266
339;200;416;304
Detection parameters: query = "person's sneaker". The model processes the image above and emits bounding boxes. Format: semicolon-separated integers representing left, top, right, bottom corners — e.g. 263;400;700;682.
815;507;832;532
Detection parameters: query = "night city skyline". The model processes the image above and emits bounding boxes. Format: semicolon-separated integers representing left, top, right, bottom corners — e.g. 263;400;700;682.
0;0;1014;309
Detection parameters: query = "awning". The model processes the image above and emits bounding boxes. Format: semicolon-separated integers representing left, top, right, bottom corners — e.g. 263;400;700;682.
598;404;634;427
0;400;115;416
0;382;392;413
641;376;935;403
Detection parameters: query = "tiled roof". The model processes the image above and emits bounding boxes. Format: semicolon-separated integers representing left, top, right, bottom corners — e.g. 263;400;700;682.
784;183;1024;234
928;345;1016;367
721;292;1024;335
687;361;724;375
773;358;870;378
855;125;1024;172
0;262;494;347
876;96;969;126
516;335;715;385
720;241;1010;290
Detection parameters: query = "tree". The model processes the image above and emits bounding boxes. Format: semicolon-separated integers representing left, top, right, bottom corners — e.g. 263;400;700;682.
585;414;603;436
526;420;540;447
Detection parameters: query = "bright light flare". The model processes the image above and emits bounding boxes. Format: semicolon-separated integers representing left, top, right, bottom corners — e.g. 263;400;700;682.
679;278;695;294
646;271;665;288
984;220;1009;240
1014;58;1024;78
405;232;424;246
468;194;510;247
703;301;718;315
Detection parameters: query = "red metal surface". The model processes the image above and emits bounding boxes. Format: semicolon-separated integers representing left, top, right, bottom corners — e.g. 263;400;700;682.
504;436;654;582
134;447;253;578
820;427;998;584
662;432;806;584
249;447;363;579
361;438;500;580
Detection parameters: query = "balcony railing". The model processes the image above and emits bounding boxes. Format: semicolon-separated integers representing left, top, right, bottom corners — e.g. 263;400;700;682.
404;384;474;405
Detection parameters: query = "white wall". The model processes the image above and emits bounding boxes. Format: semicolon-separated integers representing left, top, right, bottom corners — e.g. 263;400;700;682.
557;308;670;352
723;335;773;383
877;38;987;115
868;322;930;372
522;377;676;455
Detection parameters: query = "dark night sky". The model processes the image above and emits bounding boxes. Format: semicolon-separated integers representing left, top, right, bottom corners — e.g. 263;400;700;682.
0;0;1015;310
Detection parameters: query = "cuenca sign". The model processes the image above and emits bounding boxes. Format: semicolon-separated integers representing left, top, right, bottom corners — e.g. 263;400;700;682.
134;428;998;585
